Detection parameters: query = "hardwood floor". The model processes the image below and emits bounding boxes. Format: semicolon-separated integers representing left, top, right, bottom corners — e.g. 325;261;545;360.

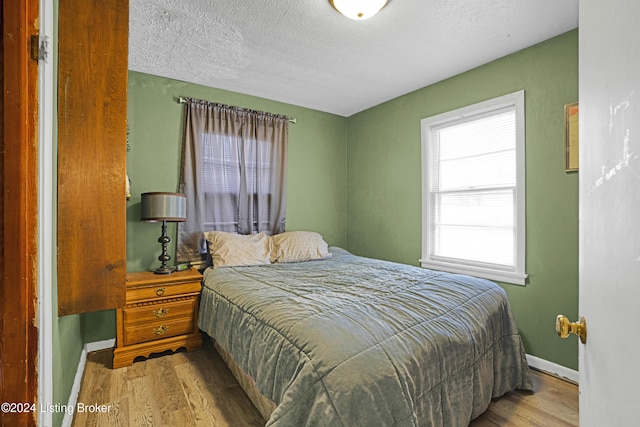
470;369;578;426
73;341;578;426
72;341;264;427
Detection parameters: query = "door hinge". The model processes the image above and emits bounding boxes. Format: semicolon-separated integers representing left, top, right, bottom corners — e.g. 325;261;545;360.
30;34;50;63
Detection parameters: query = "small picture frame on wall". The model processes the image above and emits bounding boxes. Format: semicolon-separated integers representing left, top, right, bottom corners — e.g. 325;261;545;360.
564;102;579;172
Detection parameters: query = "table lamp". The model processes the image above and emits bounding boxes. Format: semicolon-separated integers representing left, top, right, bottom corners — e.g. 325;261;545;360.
140;192;187;274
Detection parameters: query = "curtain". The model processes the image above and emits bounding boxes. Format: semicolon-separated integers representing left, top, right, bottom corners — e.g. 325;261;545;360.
177;98;288;263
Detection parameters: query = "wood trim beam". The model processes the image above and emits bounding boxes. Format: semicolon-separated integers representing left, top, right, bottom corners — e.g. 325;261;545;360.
1;0;40;425
57;0;128;315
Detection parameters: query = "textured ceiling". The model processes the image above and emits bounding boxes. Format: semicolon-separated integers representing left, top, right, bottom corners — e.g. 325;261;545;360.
129;0;578;117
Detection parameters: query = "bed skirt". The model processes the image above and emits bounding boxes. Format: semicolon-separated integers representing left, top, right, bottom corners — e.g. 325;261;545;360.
212;338;276;421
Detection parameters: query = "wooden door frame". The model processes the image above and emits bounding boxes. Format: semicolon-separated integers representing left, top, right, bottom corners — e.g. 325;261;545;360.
1;0;39;425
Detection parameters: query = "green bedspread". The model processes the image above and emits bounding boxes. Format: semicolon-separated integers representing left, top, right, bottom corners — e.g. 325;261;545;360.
199;247;532;426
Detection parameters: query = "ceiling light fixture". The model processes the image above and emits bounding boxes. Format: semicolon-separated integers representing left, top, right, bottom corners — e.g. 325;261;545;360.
329;0;389;20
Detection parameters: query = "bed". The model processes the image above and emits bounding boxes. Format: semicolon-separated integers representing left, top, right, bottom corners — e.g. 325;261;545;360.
197;233;532;426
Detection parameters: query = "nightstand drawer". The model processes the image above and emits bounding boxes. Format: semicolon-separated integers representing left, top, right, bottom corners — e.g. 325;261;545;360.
123;296;198;326
125;280;201;303
123;317;196;347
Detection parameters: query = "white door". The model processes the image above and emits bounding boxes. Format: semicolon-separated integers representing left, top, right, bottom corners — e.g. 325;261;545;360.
579;0;640;425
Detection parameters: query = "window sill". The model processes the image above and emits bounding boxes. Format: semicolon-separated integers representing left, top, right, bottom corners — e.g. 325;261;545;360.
419;259;527;286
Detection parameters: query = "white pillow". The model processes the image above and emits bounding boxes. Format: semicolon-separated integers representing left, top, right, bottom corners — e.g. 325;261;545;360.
204;231;272;269
270;231;331;263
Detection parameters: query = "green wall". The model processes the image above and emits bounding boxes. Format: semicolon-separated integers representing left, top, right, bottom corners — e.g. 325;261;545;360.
345;30;579;369
52;307;83;427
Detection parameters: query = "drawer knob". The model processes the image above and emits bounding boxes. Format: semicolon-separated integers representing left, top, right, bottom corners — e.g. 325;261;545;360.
153;307;169;318
153;325;169;335
155;287;165;296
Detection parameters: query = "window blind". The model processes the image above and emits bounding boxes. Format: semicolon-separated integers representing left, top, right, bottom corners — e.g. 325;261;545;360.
430;108;517;268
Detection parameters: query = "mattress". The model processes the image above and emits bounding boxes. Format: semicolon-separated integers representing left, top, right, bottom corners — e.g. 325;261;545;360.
198;247;532;426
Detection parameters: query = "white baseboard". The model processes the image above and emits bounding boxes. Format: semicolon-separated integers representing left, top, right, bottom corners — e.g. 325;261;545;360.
61;339;115;427
84;338;116;354
526;353;579;384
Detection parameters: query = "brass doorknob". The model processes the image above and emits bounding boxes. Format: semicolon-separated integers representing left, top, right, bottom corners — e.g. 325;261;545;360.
555;315;587;344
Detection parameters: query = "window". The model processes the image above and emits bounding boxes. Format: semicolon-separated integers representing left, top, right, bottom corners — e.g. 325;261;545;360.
177;99;288;263
420;90;527;285
201;133;274;232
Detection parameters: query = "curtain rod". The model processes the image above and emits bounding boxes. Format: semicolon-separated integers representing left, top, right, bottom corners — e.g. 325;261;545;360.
177;96;296;124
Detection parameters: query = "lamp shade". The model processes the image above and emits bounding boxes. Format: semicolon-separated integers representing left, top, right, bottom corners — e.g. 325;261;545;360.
329;0;388;20
140;192;187;222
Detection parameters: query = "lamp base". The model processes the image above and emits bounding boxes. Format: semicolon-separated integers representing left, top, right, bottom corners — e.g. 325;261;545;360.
153;265;175;274
153;220;175;274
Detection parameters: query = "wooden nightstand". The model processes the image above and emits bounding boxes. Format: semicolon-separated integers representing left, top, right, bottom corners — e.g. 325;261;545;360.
113;269;203;368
